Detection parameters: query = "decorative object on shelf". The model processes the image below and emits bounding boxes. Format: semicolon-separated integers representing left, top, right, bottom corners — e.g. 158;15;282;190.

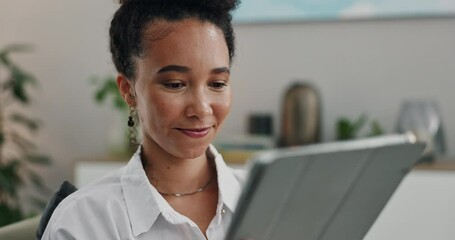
0;44;52;227
248;113;273;136
336;114;384;140
91;75;138;156
214;133;275;165
279;81;321;147
396;100;446;162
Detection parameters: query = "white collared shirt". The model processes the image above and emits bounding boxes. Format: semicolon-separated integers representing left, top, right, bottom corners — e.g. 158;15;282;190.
42;145;245;240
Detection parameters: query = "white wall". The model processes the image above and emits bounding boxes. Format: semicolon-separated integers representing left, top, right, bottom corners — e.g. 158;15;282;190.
1;1;455;192
0;0;119;191
228;17;455;148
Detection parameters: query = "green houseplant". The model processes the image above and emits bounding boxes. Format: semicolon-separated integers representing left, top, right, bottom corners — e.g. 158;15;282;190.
336;114;384;140
0;44;51;227
91;75;137;156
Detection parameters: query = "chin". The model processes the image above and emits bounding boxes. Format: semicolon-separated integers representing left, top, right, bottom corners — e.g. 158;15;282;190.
172;142;211;159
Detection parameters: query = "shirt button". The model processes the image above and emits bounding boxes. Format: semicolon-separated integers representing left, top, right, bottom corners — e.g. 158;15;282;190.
221;208;226;215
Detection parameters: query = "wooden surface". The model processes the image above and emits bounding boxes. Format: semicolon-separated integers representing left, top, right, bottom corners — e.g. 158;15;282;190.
222;152;455;171
414;160;455;171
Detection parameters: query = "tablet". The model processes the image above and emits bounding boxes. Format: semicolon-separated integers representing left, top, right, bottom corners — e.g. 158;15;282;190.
226;133;425;240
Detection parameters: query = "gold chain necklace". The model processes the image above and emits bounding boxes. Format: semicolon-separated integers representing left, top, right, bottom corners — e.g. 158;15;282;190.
140;147;215;197
158;175;214;197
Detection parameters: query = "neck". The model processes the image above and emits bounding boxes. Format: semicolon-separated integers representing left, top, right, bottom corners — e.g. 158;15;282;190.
141;139;214;195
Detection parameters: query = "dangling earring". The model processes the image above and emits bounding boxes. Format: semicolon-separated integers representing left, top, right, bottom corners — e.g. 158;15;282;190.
128;105;138;145
128;106;135;127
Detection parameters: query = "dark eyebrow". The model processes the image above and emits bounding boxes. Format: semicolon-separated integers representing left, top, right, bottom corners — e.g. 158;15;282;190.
156;65;190;74
156;65;230;75
212;67;230;75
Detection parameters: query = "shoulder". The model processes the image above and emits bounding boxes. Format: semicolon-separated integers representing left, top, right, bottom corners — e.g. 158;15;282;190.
41;167;131;239
66;167;125;206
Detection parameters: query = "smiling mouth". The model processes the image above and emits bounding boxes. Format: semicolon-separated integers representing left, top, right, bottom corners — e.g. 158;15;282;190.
177;127;211;138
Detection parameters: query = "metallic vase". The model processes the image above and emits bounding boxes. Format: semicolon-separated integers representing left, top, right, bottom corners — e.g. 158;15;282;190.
279;82;321;147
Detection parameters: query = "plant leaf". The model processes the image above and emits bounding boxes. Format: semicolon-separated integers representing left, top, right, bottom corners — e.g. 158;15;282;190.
2;63;38;104
352;115;367;135
1;44;33;54
9;113;41;132
94;86;108;103
0;203;24;227
25;154;52;165
92;75;128;111
368;121;384;137
114;96;127;110
28;170;45;189
0;160;23;197
0;52;11;67
337;118;354;140
10;132;36;151
10;66;37;103
0;44;32;69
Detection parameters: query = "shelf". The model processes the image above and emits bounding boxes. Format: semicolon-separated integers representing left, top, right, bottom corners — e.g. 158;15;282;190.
414;160;455;171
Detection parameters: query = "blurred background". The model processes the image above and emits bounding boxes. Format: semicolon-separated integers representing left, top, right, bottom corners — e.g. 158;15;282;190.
1;0;455;232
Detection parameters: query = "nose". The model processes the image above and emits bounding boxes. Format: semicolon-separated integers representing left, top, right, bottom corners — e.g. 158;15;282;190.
184;89;213;119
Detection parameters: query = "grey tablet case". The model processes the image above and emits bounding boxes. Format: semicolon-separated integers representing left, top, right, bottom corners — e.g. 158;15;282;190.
226;134;425;240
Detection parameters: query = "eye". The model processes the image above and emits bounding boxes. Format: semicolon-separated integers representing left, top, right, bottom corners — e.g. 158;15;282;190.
163;81;186;90
209;81;228;90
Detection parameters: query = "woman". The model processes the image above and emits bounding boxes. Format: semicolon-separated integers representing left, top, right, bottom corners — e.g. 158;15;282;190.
42;0;244;239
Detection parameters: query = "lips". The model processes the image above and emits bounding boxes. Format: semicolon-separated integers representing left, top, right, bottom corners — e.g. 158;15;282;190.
177;127;211;138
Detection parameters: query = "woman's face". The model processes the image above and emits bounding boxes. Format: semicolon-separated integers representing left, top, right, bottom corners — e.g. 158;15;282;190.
121;19;231;160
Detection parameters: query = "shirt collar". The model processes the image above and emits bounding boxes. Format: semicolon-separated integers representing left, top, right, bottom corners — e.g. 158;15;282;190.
121;146;161;237
121;145;243;237
207;145;243;212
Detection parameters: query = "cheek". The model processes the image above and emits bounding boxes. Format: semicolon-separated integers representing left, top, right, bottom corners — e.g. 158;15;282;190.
213;93;232;123
140;93;182;126
136;91;160;127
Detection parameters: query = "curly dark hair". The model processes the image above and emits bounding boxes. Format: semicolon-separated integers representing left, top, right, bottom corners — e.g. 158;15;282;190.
109;0;240;79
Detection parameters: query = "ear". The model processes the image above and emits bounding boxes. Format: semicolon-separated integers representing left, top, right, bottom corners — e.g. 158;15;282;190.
117;74;135;106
